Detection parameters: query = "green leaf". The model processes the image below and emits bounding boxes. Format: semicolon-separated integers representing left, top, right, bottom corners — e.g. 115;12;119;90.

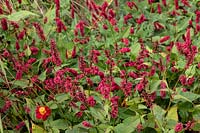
0;59;7;78
11;79;30;88
152;104;166;129
192;123;200;131
46;101;58;109
38;70;47;82
25;46;32;57
192;108;200;121
176;60;186;69
0;114;3;133
89;108;106;123
149;80;161;92
50;119;69;130
131;43;141;59
55;93;70;103
7;10;39;21
114;77;122;86
166;106;178;122
32;123;47;133
185;65;196;77
51;128;60;133
174;91;200;103
114;116;140;133
122;26;131;38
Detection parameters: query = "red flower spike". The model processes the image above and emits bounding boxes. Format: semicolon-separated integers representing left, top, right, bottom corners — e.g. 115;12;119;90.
17;0;22;4
16;70;22;80
17;29;26;40
70;4;75;19
114;0;118;7
15;121;25;130
137;123;143;133
186;28;191;45
174;0;179;10
54;0;60;17
124;13;132;24
35;106;51;121
130;27;134;34
33;22;46;41
136;14;146;25
87;96;96;107
15;41;20;50
157;3;162;14
174;123;183;132
1;18;8;31
160;36;170;43
126;1;138;10
181;0;191;7
162;0;167;6
119;47;131;53
82;121;92;128
71;46;76;58
0;6;3;14
55;18;67;33
10;21;19;29
5;0;12;13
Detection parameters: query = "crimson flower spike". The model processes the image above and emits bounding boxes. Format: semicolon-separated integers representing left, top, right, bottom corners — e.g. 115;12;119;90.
181;0;191;7
55;17;67;33
174;0;179;10
186;28;191;45
114;0;118;7
162;0;167;6
5;0;12;13
160;36;170;43
70;3;75;19
54;0;60;17
1;18;8;31
157;3;162;14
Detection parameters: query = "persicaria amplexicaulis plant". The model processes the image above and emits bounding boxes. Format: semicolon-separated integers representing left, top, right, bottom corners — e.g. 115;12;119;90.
0;0;200;132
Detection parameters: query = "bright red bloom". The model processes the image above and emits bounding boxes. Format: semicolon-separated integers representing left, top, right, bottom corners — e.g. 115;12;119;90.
174;123;183;132
154;22;164;31
82;121;92;128
124;13;132;24
35;106;51;121
119;47;131;53
126;1;138;10
70;4;75;19
130;27;134;34
137;123;143;133
160;36;170;43
75;111;83;118
17;0;22;4
103;24;108;30
15;41;20;50
15;121;25;130
162;0;167;6
76;20;86;36
87;96;96;107
174;0;179;10
33;22;46;41
1;18;8;31
0;6;3;14
157;3;162;14
181;0;190;7
55;18;67;33
136;14;146;24
5;0;12;13
54;0;60;17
